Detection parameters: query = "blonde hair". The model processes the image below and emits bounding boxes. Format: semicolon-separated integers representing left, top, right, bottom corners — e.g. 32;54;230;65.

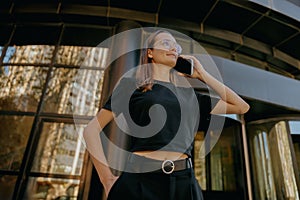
135;30;177;92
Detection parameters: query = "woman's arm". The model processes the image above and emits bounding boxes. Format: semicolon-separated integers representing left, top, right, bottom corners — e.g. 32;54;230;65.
200;71;249;114
83;108;117;197
181;55;250;115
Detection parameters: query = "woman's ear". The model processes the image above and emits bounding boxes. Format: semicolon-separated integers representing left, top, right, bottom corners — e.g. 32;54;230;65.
147;49;153;58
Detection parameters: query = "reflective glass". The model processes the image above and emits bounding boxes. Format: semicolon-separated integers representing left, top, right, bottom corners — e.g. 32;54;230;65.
0;46;3;58
252;130;277;199
55;46;108;68
209;126;240;191
0;175;17;200
31;122;86;175
289;121;300;134
42;67;104;115
194;132;206;190
0;115;34;170
26;177;79;200
4;45;55;64
194;124;241;192
248;120;300;199
0;66;48;112
290;120;300;182
293;140;300;179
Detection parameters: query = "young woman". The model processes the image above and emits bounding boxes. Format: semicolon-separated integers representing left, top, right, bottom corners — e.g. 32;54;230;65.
83;30;250;200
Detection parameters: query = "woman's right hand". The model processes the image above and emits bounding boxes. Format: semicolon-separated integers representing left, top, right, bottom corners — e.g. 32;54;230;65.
103;175;119;197
177;55;207;81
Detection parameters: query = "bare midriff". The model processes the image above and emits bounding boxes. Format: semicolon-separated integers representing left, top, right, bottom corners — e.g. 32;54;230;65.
133;150;188;161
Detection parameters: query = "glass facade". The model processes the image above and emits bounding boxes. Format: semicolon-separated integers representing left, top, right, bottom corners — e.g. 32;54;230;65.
56;46;108;68
31;122;85;175
194;118;246;199
0;175;17;200
0;115;34;171
4;45;54;64
0;65;48;112
26;177;79;200
0;42;108;199
247;119;300;200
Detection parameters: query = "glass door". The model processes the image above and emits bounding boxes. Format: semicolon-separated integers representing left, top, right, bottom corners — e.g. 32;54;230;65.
194;116;247;199
247;119;300;200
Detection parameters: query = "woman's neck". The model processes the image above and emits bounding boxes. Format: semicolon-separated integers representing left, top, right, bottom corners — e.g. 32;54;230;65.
152;63;172;82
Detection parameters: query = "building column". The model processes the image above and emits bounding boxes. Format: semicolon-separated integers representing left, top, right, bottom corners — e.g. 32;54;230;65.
87;20;142;199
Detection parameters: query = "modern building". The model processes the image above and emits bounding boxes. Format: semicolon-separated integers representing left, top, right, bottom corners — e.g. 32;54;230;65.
0;0;300;200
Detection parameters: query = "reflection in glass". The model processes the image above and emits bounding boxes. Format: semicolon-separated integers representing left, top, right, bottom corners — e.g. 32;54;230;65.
209;126;239;191
293;142;300;178
0;66;48;112
248;120;300;200
4;45;55;64
194;132;206;190
0;175;17;200
0;115;34;170
32;122;86;175
270;122;299;199
56;46;108;68
26;177;79;200
251;130;276;199
0;46;3;58
194;125;241;192
289;121;300;135
290;120;300;179
43;68;104;115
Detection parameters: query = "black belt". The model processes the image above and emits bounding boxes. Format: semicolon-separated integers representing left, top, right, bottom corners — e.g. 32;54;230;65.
125;154;193;174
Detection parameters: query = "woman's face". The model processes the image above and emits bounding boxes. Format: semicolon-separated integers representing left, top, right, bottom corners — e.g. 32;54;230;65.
149;33;182;67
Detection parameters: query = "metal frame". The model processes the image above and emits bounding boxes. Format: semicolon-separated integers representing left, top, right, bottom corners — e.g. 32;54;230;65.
0;23;106;199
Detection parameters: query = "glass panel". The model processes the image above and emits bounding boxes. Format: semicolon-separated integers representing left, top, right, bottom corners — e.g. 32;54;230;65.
0;175;17;200
4;45;55;64
248;120;300;200
26;177;79;200
289;121;300;135
209;125;240;191
291;120;300;178
0;115;34;170
270;121;299;199
0;46;3;58
194;123;242;192
55;46;108;68
43;67;104;115
293;140;300;177
31;122;86;175
194;132;206;190
0;66;48;112
251;130;277;199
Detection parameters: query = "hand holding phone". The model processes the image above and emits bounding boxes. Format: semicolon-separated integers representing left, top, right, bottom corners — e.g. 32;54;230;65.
173;57;194;76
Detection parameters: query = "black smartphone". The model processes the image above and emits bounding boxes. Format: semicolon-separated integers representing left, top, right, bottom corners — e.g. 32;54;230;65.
173;57;194;76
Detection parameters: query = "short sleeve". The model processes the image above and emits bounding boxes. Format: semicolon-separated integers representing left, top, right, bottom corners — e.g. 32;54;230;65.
101;77;136;115
196;91;220;131
102;95;112;111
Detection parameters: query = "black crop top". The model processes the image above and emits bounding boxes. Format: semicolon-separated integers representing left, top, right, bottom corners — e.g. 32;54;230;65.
102;77;219;157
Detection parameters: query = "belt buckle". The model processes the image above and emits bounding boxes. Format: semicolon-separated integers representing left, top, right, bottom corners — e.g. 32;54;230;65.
161;160;175;174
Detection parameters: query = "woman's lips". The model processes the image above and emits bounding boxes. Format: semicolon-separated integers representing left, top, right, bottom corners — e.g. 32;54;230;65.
166;53;178;59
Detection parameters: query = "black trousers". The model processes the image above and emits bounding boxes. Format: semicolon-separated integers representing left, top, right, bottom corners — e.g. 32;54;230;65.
107;166;204;200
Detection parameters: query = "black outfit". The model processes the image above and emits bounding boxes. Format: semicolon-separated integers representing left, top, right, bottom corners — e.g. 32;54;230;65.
102;77;219;200
107;157;203;200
